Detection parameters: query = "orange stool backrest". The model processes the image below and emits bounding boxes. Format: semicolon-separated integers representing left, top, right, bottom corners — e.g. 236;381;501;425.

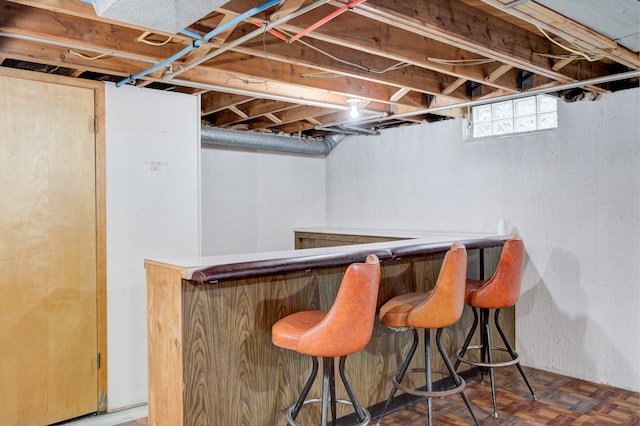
296;254;381;357
406;242;468;329
468;236;524;309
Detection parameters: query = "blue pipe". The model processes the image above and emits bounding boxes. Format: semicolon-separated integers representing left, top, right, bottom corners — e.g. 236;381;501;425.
201;0;282;42
116;0;282;87
179;29;204;40
116;44;195;87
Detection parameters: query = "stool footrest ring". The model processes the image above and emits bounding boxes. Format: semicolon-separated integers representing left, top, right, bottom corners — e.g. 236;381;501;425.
456;345;521;369
285;398;371;426
392;368;465;398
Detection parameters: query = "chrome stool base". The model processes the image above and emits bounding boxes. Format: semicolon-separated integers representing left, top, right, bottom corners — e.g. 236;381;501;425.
377;328;479;426
287;356;370;426
392;368;466;398
455;307;537;418
456;344;522;369
286;398;370;426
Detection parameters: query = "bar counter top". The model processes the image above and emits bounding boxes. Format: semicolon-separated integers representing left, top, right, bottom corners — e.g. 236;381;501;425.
145;229;508;282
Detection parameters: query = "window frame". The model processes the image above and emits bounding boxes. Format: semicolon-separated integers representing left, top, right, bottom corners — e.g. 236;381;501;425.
467;94;558;139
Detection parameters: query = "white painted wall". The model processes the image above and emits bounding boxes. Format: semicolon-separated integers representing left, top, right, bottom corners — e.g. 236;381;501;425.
105;84;636;408
200;146;325;254
104;84;200;410
325;88;640;391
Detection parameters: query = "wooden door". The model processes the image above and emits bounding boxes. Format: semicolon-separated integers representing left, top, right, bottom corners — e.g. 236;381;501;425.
0;73;98;425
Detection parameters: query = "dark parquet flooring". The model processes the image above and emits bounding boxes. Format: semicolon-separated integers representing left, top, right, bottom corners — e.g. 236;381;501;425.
116;366;639;425
376;366;639;425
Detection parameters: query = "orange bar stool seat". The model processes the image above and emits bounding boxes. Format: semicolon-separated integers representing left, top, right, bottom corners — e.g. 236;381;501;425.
454;235;536;419
272;254;381;426
376;242;478;426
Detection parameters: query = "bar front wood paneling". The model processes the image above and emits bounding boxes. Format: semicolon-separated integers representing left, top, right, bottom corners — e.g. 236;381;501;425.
145;232;513;425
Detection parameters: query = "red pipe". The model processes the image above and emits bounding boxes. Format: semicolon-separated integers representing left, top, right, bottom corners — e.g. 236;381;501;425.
251;21;289;42
288;0;368;43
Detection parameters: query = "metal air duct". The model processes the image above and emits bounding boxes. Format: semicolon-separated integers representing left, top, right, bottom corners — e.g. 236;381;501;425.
91;0;228;33
201;126;344;157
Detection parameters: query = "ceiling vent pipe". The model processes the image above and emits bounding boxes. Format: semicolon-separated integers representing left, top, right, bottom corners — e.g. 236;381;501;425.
201;126;345;157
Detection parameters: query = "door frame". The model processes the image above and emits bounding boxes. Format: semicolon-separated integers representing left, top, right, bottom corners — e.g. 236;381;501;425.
0;67;108;412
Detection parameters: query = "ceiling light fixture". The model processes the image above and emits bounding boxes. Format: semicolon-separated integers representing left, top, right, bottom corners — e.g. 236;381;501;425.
347;97;362;118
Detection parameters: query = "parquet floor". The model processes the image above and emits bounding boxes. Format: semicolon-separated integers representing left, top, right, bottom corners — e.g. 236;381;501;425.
116;366;639;425
376;366;639;425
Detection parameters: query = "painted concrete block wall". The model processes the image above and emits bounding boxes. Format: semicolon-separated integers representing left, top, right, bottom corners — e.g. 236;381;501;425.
324;88;640;391
105;84;200;409
200;146;326;255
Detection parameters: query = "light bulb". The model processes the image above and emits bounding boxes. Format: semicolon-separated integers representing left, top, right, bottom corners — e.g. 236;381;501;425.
346;97;362;119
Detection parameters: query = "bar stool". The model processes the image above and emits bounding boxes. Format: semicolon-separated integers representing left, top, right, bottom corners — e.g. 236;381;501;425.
376;242;479;426
272;254;381;426
455;235;536;419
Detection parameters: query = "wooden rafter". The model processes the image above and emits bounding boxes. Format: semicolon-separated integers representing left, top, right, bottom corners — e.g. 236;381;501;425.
479;0;639;70
0;0;635;139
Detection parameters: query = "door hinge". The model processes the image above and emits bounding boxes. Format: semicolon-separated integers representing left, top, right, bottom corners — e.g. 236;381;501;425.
94;116;98;134
97;352;101;369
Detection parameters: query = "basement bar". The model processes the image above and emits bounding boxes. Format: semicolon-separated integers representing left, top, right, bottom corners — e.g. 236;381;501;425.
144;230;512;425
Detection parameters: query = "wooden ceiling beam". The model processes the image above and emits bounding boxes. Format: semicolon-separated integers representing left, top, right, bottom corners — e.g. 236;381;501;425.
228;105;249;119
181;13;236;52
175;64;357;108
552;58;575;72
442;78;467;96
201;92;254;115
479;0;639;69
270;0;306;22
0;2;184;62
348;0;619;83
238;100;297;118
193;50;429;113
208;100;297;126
390;87;410;102
274;105;336;123
208;108;254;126
275;109;356;134
3;0;194;44
232;36;471;102
272;121;316;134
0;36;145;78
0;2;446;115
264;113;282;124
218;4;522;93
3;0;631;139
182;13;236;63
247;105;338;130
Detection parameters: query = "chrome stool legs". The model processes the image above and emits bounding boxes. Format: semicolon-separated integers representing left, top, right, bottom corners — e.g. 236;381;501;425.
377;328;479;426
455;307;537;418
287;356;370;426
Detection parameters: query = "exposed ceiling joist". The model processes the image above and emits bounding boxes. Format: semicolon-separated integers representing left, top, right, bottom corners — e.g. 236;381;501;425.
0;0;637;139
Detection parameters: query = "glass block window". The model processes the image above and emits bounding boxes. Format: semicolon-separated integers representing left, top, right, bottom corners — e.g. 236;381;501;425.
470;95;557;138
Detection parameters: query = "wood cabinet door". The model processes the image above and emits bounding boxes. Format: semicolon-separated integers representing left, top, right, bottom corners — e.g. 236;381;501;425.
0;74;98;425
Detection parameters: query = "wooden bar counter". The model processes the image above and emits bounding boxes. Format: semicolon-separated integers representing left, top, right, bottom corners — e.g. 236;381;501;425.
145;230;513;425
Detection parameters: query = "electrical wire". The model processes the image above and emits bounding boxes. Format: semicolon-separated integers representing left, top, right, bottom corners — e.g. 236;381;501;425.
536;25;602;62
272;28;410;74
67;49;112;60
262;25;274;74
137;31;172;46
427;57;496;66
535;52;604;61
299;37;410;73
227;73;270;85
